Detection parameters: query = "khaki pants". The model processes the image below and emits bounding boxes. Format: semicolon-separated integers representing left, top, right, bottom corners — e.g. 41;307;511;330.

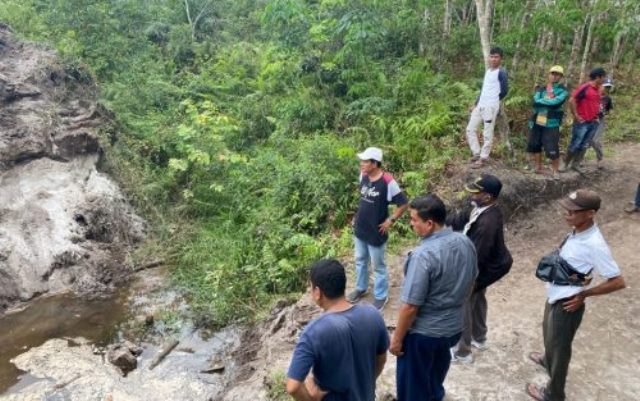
542;300;585;401
455;289;488;357
466;104;499;160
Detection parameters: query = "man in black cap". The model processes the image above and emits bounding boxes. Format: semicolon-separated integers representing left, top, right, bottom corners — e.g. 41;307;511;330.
526;189;626;401
449;174;513;363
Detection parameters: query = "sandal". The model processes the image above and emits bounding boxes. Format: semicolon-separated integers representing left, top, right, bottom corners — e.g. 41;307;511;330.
528;351;546;369
525;383;549;401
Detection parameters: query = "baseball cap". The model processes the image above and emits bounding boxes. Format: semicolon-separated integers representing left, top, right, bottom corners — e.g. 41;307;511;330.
357;147;383;162
558;189;601;211
603;77;614;87
589;67;606;80
549;65;564;75
465;174;503;197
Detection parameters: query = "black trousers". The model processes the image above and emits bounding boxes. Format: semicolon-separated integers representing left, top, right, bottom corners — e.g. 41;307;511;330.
542;300;585;401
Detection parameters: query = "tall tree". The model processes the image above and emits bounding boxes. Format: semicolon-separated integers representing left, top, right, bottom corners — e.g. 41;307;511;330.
474;0;493;68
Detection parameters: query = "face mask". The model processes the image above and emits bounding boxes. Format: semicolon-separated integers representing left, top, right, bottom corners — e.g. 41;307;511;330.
471;194;489;208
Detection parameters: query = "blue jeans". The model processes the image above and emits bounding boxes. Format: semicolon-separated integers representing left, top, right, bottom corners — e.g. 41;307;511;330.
396;332;462;401
568;121;599;154
354;237;388;300
635;183;640;207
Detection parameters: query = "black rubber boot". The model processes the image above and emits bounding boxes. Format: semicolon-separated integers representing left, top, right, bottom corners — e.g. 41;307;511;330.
559;152;575;172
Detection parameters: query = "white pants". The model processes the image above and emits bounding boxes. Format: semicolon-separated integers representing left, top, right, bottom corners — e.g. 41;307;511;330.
466;104;499;160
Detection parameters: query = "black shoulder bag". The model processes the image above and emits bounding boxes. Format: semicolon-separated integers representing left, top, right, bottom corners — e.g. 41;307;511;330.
535;235;592;286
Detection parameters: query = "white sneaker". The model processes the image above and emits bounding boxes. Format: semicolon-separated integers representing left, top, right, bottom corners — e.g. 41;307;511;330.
450;349;473;364
471;340;488;350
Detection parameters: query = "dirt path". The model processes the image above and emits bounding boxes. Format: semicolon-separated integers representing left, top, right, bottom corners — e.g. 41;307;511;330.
371;143;640;400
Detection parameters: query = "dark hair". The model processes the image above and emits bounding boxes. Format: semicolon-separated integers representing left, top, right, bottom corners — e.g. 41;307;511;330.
409;194;446;225
589;67;606;80
369;159;382;168
489;47;504;57
309;259;346;299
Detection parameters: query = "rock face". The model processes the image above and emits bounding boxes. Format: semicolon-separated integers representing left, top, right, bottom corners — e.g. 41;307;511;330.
0;25;144;312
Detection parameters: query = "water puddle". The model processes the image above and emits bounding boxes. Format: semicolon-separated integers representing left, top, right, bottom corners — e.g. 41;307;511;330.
0;291;128;394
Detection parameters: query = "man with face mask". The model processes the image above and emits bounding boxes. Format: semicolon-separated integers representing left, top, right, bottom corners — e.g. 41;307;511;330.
449;174;513;363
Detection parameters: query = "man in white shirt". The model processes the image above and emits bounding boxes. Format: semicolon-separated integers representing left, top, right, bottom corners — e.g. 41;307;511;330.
465;47;509;169
526;189;626;401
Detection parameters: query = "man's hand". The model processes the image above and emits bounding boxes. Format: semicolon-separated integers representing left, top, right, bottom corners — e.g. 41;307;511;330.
562;293;585;312
574;115;585;124
389;335;404;357
287;377;328;401
378;218;393;234
305;376;328;401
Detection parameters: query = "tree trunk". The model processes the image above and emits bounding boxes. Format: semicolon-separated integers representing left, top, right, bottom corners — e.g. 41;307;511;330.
444;0;452;39
552;32;563;64
579;10;596;83
510;0;534;78
567;21;586;86
535;30;554;85
474;0;494;68
609;30;625;78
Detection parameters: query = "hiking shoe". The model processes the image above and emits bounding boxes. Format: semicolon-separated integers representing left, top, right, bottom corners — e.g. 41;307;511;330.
347;289;367;303
625;205;640;213
471;340;488;350
372;297;388;311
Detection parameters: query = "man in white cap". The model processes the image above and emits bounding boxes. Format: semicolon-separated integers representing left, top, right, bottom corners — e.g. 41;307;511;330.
348;147;408;310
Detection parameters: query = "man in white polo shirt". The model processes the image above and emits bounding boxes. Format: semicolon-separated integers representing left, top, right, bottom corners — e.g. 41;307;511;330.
526;189;626;401
465;47;509;169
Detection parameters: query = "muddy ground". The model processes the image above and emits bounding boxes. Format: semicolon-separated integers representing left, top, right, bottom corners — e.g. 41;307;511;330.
224;142;640;401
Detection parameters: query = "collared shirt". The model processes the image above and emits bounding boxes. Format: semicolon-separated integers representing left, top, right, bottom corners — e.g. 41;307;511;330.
463;204;493;235
547;224;621;304
401;228;478;337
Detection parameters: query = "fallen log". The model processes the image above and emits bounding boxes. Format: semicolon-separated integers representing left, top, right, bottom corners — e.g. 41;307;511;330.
148;338;179;370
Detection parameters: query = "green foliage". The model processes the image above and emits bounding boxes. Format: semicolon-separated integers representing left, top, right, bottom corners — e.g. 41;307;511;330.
2;0;637;327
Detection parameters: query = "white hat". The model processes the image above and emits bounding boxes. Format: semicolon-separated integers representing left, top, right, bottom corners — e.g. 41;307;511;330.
357;147;383;162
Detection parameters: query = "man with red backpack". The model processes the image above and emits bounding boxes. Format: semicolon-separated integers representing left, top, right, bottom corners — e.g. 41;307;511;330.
560;67;606;172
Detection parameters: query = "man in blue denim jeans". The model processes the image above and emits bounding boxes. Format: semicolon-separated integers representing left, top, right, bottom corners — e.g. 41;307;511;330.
561;67;606;172
348;147;408;311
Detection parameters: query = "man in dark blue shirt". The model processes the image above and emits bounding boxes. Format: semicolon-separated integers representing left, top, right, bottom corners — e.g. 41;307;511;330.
287;259;389;401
